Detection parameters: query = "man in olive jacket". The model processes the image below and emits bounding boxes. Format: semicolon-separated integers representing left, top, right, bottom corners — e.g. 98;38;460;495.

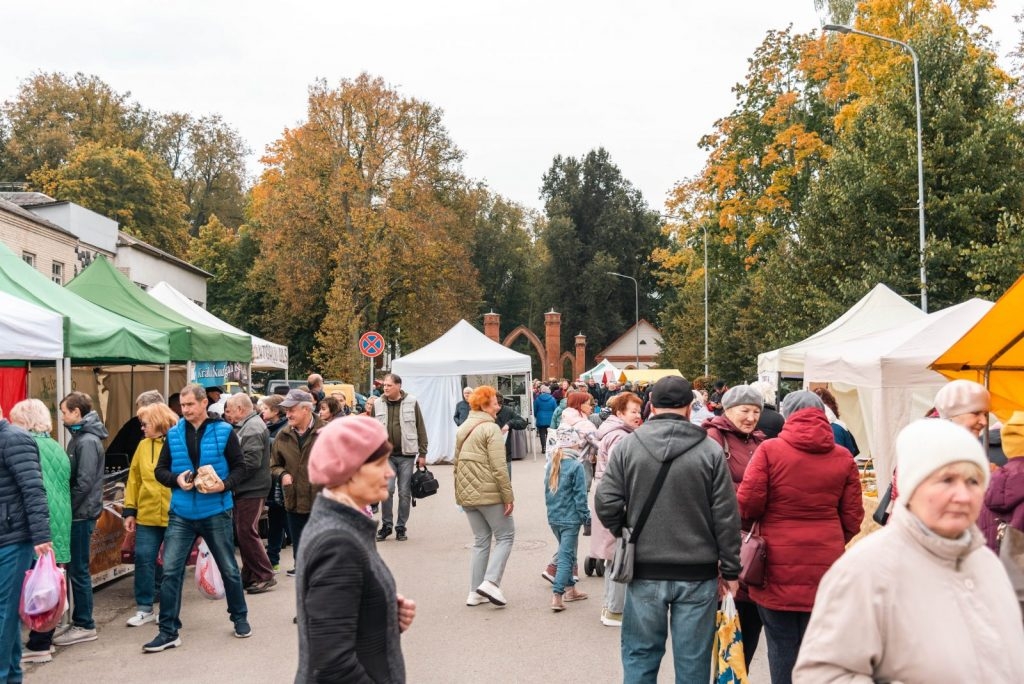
595;376;740;683
0;409;52;681
270;390;325;576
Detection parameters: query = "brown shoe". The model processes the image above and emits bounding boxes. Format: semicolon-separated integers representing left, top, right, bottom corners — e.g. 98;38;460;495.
563;588;589;602
247;578;278;594
550;594;565;612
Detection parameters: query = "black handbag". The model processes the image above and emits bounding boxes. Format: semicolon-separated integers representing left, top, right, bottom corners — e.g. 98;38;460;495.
410;465;439;506
872;482;894;526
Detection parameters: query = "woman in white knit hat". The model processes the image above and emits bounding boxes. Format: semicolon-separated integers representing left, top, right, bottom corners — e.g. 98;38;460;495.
794;419;1024;682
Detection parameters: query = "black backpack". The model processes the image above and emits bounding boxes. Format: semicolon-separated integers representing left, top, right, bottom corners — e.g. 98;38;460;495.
410;465;439;505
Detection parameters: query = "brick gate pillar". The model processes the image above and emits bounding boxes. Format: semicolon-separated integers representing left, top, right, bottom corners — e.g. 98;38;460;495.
544;310;561;380
574;333;586;379
483;312;500;342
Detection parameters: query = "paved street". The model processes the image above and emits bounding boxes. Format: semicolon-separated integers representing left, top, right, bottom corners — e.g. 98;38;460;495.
24;452;767;683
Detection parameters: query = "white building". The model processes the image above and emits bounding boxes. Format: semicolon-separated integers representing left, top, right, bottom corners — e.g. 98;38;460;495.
595;319;663;370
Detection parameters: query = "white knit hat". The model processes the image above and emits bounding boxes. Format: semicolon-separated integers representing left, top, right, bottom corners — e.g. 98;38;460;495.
895;418;990;506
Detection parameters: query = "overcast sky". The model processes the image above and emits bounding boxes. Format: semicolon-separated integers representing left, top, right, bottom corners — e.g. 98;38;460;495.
2;1;1019;212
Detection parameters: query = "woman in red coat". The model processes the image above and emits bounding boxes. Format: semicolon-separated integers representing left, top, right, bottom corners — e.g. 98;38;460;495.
736;391;863;684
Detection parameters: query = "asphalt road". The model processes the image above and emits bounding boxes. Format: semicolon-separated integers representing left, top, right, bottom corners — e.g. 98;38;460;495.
24;453;769;683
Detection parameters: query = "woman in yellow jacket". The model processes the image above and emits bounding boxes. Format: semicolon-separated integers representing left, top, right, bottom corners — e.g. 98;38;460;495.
123;403;177;627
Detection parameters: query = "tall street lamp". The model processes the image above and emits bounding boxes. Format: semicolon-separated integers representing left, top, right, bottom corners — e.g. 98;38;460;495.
701;224;709;378
606;272;639;368
824;23;928;312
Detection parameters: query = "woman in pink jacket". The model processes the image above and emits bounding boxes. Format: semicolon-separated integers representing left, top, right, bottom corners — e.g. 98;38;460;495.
737;391;863;684
588;392;642;627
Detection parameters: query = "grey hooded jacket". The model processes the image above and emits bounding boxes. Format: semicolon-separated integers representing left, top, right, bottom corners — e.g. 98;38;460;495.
68;411;109;521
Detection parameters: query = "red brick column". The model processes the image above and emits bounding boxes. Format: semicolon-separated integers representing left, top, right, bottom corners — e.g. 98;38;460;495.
574;334;586;379
483;312;500;342
544;310;561;379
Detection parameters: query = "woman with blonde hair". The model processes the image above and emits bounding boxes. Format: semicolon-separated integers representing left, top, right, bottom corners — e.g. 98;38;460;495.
545;430;590;611
454;386;515;607
9;399;70;664
122;402;178;628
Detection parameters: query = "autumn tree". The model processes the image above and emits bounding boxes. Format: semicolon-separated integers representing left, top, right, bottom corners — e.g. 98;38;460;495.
538;148;665;362
249;74;480;377
30;141;190;255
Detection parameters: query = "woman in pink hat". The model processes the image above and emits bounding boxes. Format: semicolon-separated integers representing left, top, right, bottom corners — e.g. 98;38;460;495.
295;416;417;683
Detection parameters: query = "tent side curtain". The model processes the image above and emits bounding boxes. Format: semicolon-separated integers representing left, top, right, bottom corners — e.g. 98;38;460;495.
0;290;63;360
148;281;287;370
0;242;169;364
66;256;251;363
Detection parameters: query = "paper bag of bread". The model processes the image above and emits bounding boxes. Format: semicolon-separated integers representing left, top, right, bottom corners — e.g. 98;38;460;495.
194;464;224;493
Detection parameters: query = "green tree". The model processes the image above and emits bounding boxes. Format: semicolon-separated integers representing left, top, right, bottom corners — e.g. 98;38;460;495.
539;148;665;363
30;142;190;256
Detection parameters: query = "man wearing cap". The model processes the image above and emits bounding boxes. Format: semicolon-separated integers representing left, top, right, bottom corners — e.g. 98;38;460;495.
223;393;276;594
147;383;250;652
368;373;428;542
270;389;326;576
595;375;741;683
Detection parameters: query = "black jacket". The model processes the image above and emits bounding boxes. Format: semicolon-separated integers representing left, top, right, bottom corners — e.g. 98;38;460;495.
68;411;109;520
0;419;50;547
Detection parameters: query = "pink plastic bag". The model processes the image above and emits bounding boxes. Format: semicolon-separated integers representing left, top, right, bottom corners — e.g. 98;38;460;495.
20;552;67;631
194;540;225;600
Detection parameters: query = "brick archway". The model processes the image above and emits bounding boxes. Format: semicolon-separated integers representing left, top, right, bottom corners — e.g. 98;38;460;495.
559;351;575;379
503;325;546;372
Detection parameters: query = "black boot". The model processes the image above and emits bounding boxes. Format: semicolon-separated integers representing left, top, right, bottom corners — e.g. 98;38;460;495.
395;527;408;541
376;524;393;541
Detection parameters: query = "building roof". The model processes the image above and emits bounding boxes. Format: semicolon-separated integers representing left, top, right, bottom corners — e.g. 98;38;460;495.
0;197;78;240
595;319;663;361
0;191;56;207
116;231;212;279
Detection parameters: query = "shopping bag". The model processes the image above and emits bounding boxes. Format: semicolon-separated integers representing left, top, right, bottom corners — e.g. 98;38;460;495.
711;593;749;684
121;529;136;564
194;540;225;600
20;552;67;632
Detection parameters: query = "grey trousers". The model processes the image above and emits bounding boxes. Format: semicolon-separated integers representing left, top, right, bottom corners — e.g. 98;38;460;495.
464;504;516;590
381;455;414;530
603;567;626;613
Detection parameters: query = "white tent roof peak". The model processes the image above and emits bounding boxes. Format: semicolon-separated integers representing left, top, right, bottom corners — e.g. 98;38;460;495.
391;319;530;376
758;283;925;376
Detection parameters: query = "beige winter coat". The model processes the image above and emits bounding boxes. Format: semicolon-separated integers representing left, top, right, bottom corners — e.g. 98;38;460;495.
793;504;1024;683
454;411;513;508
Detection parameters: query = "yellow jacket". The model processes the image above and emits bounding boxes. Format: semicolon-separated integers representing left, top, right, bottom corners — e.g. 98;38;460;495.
124;436;171;527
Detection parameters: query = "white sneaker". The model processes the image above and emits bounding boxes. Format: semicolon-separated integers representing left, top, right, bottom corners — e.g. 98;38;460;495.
126;610;156;627
475;580;507;606
53;625;98;646
20;648;52;664
466;592;489;606
601;608;623;627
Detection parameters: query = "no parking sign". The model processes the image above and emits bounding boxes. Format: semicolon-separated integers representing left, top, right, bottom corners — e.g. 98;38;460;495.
359;331;385;358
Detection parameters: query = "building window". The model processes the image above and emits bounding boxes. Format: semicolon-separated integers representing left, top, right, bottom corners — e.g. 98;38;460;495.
22;252;35;267
52;261;64;285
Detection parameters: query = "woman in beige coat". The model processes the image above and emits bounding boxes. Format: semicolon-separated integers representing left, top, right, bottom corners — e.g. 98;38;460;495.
794;419;1024;682
454;386;515;608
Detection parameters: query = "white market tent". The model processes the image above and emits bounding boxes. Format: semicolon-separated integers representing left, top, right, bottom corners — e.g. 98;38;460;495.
0;290;64;360
803;298;993;491
579;358;618;382
148;281;289;372
391;320;532;464
758;283;925;378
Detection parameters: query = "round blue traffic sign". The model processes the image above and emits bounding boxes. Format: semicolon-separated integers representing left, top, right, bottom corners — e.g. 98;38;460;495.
359;331;385;358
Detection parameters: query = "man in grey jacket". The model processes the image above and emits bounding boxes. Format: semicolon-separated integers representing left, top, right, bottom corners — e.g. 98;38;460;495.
224;393;276;594
595;375;741;684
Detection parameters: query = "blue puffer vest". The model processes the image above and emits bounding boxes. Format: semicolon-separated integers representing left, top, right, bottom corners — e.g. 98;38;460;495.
166;420;234;520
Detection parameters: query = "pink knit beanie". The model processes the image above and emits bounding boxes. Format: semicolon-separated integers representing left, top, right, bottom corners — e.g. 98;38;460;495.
933;380;990;419
309;416;392;488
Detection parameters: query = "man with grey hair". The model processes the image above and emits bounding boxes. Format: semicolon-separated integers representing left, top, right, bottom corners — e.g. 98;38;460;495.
106;389;167;466
368;373;428;542
223;393;276;594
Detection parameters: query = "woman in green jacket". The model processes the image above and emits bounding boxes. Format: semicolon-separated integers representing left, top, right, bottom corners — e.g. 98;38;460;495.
454;386;515;608
9;399;71;664
122;402;177;628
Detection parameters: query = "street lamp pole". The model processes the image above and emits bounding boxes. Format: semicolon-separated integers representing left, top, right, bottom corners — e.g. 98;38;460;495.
824;23;928;312
606;272;639;368
702;225;709;378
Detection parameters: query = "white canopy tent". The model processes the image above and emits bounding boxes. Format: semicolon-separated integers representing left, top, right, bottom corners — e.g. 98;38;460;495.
803;298;993;491
579;358;619;382
758;283;925;378
390;320;532;464
148;281;289;372
0;290;64;360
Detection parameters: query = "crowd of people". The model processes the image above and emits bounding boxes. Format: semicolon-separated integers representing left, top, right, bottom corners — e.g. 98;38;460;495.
2;367;1024;683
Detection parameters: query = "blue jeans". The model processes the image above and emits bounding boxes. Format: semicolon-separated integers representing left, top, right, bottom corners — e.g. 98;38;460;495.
158;512;247;638
0;543;33;684
549;524;580;595
133;524;165;612
69;519;96;629
621;577;717;684
757;606;811;684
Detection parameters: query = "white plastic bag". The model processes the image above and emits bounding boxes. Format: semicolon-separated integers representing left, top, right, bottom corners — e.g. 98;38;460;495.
194;540;225;600
22;551;63;615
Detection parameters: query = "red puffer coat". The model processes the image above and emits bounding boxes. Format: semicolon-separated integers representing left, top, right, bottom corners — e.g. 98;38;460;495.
737;407;863;612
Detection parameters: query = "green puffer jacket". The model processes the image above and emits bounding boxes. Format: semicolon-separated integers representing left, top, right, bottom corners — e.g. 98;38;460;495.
35;432;71;563
454;411;513;507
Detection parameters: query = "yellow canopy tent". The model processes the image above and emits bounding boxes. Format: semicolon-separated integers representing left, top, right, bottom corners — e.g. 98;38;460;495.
618;368;683;385
931;273;1024;420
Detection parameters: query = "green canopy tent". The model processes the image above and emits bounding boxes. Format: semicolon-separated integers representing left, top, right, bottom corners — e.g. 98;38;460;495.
66;255;252;364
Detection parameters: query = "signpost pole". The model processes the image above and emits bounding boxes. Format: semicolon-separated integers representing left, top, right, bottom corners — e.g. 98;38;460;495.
359;331;385;396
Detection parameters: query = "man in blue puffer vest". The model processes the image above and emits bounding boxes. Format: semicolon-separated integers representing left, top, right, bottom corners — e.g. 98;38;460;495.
147;384;249;653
